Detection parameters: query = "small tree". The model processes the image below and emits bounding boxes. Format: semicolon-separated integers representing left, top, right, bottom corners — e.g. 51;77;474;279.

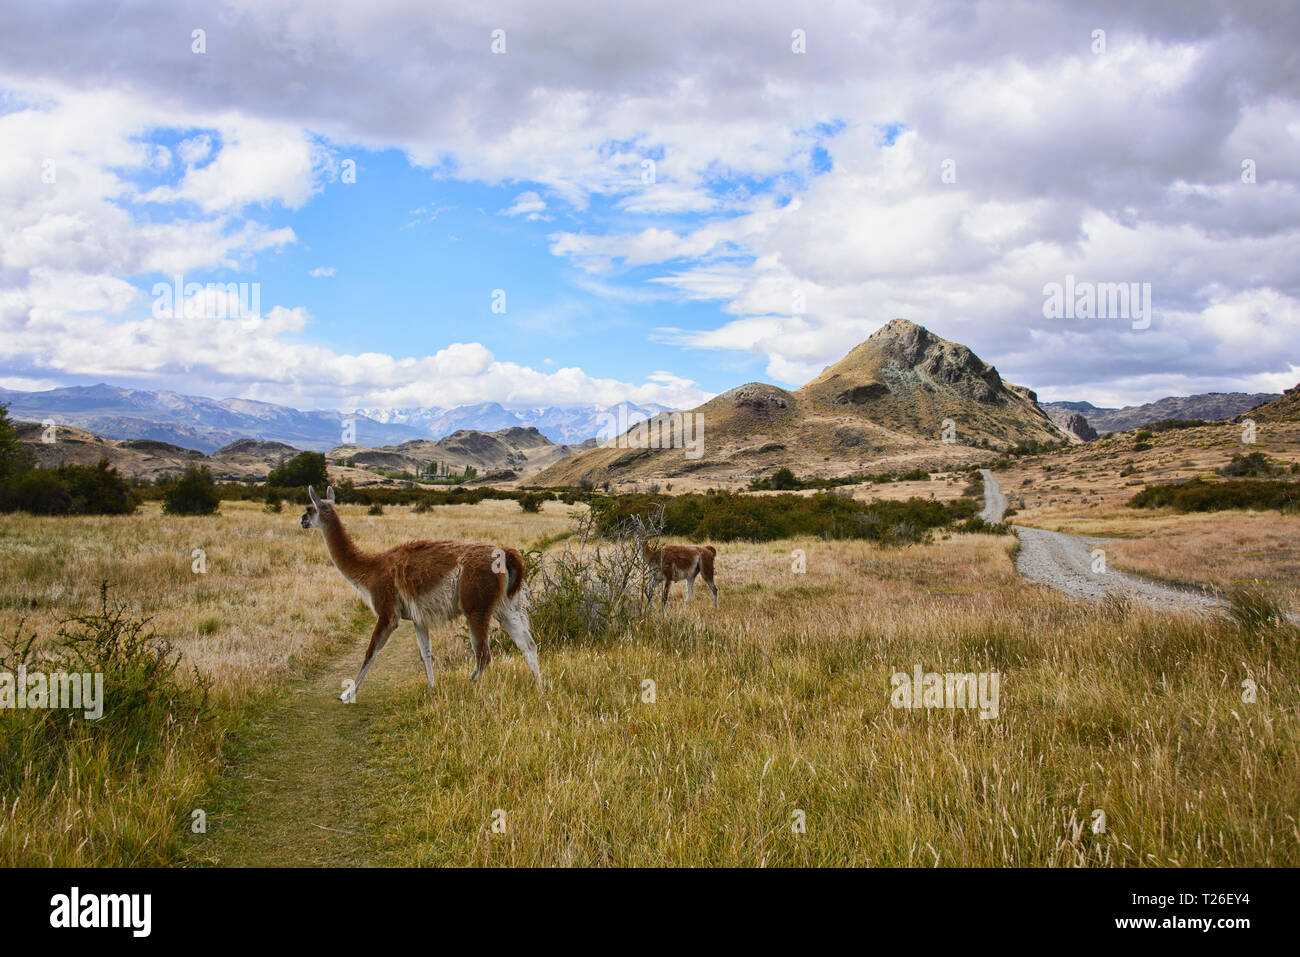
163;466;221;515
0;404;34;490
266;451;328;489
769;467;800;490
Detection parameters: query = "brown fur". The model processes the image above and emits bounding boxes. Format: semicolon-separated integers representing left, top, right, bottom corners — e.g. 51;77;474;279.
642;541;719;608
302;485;539;698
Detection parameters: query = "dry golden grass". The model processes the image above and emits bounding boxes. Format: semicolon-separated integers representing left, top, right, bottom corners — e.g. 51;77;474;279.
355;531;1298;866
0;498;577;702
3;497;1298;866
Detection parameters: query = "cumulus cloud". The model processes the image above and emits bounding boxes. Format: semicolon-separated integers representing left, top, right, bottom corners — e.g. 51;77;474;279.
0;0;1297;408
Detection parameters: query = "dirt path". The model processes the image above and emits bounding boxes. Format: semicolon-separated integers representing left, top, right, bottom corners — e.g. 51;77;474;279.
189;623;420;866
977;468;1007;524
981;470;1222;615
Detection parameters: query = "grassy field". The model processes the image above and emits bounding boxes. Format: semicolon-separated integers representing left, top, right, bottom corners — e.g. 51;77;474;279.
2;497;1298;866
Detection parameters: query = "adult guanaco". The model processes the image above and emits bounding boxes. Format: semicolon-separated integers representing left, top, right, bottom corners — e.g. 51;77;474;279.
642;540;719;608
300;485;540;700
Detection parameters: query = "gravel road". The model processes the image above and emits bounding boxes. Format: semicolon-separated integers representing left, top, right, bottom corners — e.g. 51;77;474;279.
980;470;1222;615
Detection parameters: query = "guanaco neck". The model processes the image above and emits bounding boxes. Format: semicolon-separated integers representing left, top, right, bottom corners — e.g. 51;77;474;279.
319;508;370;579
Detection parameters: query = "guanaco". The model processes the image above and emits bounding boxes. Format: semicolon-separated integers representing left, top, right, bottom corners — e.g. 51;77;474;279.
300;485;540;700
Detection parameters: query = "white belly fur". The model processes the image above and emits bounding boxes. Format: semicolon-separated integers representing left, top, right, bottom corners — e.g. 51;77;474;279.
343;568;463;625
404;569;462;626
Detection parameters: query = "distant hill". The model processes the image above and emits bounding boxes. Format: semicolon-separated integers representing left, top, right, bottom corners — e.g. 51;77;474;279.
1244;383;1300;423
532;319;1066;488
13;420;586;486
328;426;591;482
1041;392;1280;435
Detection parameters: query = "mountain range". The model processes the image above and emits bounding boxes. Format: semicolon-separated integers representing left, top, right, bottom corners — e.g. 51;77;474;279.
0;384;667;454
1041;393;1280;435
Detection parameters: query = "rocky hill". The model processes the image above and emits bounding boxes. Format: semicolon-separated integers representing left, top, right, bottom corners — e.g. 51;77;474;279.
1048;410;1099;443
328;426;584;482
531;319;1066;488
1244;383;1300;423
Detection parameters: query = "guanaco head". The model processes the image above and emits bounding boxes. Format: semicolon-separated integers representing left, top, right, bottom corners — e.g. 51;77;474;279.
301;484;336;530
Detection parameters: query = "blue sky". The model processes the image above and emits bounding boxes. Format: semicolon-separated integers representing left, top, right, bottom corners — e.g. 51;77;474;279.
0;0;1297;413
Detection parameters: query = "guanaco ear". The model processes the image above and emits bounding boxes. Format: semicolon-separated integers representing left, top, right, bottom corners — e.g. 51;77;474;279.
325;486;336;504
307;485;321;507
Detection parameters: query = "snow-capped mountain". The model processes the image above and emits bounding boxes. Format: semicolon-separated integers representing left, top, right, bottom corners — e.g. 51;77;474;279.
354;401;671;444
0;383;672;453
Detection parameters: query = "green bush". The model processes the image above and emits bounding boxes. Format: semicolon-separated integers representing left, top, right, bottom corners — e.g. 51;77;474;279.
162;466;221;515
1;459;135;515
266;451;328;489
1146;418;1208;432
4;469;73;514
591;491;981;544
0;404;34;489
519;492;544;513
0;584;210;789
367;502;384;516
1127;477;1300;513
1218;452;1285;478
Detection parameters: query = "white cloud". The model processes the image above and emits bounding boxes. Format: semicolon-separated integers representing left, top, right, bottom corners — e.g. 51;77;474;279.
501;190;547;219
0;0;1298;408
309;266;335;277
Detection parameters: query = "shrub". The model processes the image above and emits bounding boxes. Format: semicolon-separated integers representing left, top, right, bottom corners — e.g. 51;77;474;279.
0;404;34;489
0;584;213;862
1218;452;1284;478
1146;417;1208;432
519;492;544;513
3;469;73;514
591;491;980;544
266;451;328;489
367;502;384;516
767;467;800;490
1127;477;1300;513
263;488;282;513
162;466;221;515
1;459;135;515
529;507;662;645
